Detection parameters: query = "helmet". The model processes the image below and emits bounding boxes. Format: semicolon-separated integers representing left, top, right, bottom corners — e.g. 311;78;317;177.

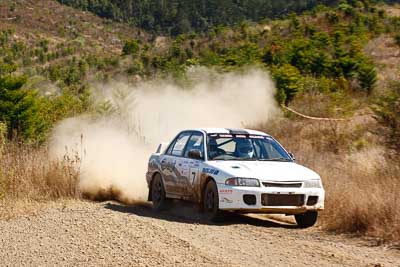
236;139;254;158
208;138;221;158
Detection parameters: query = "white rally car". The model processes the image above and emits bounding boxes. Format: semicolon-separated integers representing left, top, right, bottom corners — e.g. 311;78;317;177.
146;128;325;227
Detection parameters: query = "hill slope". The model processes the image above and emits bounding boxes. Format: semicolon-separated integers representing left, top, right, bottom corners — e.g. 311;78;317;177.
57;0;340;35
0;0;148;56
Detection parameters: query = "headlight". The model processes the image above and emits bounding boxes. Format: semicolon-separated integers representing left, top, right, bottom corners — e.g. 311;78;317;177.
303;179;322;188
225;177;260;187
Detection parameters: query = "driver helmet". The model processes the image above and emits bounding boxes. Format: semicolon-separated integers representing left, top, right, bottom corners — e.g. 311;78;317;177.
236;139;254;158
208;138;220;157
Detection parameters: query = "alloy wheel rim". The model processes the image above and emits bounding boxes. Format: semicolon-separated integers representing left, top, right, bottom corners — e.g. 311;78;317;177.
206;190;214;211
153;179;162;202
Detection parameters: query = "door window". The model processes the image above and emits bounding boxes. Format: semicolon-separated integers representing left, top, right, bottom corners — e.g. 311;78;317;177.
183;133;204;159
171;132;191;156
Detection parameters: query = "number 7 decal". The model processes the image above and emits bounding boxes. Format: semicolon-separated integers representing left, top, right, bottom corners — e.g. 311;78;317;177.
189;168;198;185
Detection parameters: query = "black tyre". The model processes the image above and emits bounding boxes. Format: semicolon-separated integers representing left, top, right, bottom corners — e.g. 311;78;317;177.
203;180;224;222
151;173;168;211
295;211;318;228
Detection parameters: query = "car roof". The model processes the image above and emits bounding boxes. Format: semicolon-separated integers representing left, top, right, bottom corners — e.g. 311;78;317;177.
188;128;270;136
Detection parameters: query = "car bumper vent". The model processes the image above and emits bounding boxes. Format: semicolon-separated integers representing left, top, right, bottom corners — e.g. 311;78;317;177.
262;182;302;188
261;194;305;206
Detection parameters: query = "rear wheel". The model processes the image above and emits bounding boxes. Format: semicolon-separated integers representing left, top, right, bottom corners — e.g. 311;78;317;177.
295;211;318;228
151;173;168;211
203;180;224;222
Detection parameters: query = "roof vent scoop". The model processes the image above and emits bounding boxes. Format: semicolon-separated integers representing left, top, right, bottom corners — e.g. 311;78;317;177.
227;128;249;135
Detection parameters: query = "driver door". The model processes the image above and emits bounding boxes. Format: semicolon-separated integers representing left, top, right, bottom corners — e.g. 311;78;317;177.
162;132;191;196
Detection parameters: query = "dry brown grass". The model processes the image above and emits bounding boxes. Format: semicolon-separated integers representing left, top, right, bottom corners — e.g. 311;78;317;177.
258;115;400;243
0;142;80;202
321;159;400;242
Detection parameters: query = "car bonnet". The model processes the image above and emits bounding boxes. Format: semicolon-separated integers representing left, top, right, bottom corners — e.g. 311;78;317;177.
207;160;321;182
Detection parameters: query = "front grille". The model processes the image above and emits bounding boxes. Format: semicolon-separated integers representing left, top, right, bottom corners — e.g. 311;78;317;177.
262;182;302;188
261;194;305;206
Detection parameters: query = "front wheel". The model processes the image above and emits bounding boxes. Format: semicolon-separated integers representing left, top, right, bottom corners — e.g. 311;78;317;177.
151;173;169;211
295;211;318;228
203;180;224;222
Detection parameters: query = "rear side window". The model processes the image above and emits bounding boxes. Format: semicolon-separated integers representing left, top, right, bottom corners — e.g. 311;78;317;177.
171;132;191;156
183;133;204;158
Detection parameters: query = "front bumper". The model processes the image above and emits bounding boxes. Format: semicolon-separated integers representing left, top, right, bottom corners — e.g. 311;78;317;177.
217;183;325;214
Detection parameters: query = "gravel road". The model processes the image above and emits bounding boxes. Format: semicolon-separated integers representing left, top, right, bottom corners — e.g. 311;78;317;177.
0;200;399;266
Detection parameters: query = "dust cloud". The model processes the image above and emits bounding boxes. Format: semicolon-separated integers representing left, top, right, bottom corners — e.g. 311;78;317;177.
50;67;280;203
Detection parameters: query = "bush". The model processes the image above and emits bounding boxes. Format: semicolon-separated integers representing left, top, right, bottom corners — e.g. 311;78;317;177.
373;82;400;156
395;34;400;47
122;40;140;56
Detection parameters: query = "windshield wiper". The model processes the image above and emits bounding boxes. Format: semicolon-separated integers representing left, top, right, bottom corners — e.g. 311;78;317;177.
259;158;292;162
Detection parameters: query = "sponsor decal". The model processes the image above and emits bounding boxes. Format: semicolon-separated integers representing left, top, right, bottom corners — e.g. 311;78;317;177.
249;135;265;139
222;197;233;203
219;189;233;194
189;161;200;168
202;168;219;175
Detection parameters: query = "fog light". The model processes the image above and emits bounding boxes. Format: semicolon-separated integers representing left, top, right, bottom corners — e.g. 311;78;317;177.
307;196;318;206
243;194;256;205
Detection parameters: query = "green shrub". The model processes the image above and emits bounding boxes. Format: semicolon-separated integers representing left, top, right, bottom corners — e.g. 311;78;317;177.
127;60;144;75
122;40;140;56
271;64;302;105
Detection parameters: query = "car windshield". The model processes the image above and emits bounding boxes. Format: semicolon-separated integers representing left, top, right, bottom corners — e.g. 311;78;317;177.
207;134;292;161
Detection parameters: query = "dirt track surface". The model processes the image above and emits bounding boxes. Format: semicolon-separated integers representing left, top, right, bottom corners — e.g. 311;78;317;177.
0;201;399;266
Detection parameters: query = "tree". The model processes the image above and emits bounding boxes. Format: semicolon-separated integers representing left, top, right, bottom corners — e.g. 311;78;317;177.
373;82;400;156
358;64;377;94
0;75;49;141
271;64;303;105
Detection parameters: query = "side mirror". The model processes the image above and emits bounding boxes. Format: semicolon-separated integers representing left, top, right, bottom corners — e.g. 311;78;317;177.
188;149;203;160
289;152;296;161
